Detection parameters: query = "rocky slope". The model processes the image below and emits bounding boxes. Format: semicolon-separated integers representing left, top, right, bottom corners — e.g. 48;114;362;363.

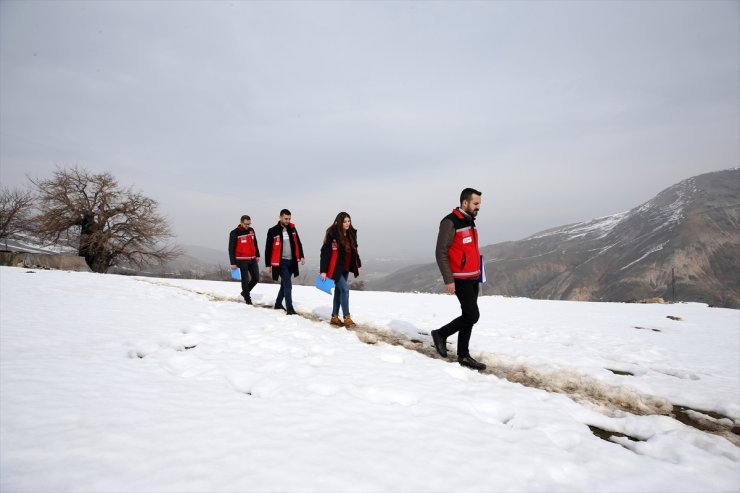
369;169;740;308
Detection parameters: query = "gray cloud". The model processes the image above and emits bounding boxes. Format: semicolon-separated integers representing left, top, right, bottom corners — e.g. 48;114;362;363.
1;0;737;263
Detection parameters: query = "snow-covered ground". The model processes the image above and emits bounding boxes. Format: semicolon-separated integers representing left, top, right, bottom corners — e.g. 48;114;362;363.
1;266;738;492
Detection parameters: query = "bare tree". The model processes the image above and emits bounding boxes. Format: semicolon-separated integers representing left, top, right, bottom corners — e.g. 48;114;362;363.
349;279;366;291
29;166;182;273
0;186;35;247
260;270;276;284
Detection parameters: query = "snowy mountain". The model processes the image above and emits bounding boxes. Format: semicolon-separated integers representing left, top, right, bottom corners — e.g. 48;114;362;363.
0;267;738;492
371;169;740;308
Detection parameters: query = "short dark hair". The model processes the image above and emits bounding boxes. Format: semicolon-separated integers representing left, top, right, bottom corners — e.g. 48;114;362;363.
280;209;291;216
460;188;482;204
240;215;251;222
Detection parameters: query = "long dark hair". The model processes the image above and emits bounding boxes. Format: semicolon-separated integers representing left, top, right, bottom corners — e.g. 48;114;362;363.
324;212;357;250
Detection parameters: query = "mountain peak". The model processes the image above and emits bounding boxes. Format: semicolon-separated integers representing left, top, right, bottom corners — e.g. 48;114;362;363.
372;169;740;307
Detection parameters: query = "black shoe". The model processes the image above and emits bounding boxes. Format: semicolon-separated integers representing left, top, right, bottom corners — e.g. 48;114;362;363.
286;308;297;315
458;355;486;371
244;298;253;305
431;330;447;358
274;303;285;311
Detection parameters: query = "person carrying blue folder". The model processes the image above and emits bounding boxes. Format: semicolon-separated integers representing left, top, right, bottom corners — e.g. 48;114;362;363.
320;212;362;328
228;214;261;305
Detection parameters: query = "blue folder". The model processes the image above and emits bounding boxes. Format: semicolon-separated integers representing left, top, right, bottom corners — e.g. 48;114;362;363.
230;267;241;281
315;274;335;295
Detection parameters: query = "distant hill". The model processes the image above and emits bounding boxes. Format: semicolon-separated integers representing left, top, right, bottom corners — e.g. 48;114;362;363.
369;169;740;308
119;244;230;280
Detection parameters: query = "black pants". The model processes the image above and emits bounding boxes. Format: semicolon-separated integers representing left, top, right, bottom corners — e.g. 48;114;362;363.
237;260;260;301
437;279;480;358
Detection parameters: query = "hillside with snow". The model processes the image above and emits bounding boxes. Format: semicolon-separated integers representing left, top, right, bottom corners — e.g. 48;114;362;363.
1;266;738;492
372;168;740;308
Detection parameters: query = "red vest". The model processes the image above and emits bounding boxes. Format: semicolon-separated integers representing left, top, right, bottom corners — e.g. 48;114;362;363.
235;229;257;260
448;209;481;279
270;224;303;267
326;240;339;278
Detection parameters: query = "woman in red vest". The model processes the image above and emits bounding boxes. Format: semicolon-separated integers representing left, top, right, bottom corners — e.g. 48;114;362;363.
320;212;362;328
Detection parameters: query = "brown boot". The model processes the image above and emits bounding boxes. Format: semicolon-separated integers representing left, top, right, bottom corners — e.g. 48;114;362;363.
330;315;342;327
344;315;356;328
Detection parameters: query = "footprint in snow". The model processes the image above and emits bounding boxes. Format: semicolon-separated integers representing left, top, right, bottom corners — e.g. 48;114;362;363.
226;373;260;395
653;367;701;380
378;352;405;364
469;401;516;425
307;382;340;397
307;356;324;367
350;385;419;407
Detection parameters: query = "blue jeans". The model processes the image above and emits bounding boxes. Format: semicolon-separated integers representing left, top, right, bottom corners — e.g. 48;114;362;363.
275;259;294;310
332;272;350;317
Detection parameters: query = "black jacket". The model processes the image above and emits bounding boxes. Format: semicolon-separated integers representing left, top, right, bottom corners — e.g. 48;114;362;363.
320;230;361;281
264;223;305;281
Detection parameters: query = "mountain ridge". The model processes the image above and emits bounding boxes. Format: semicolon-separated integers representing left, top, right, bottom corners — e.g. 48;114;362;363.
369;168;740;308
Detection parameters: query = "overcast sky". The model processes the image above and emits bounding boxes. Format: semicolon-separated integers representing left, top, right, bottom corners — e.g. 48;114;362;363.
1;0;738;263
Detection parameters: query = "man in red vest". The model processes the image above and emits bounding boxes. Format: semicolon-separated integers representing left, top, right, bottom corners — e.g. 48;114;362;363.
228;215;261;305
431;188;487;370
264;209;305;315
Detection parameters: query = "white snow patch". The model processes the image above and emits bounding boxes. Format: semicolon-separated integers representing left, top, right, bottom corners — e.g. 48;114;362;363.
620;241;670;271
1;267;738;493
528;212;629;241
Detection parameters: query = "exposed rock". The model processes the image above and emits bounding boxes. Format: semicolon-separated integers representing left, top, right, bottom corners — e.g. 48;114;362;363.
0;252;91;271
370;169;740;308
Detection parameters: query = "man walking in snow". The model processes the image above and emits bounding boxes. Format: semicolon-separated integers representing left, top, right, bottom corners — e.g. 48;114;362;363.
229;215;261;305
264;209;305;315
431;188;487;370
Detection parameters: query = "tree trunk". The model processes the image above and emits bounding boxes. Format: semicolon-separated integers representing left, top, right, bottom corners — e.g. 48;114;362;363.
77;214;110;273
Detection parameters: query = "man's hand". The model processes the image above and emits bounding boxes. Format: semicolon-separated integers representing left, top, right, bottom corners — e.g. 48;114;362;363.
300;258;305;265
266;266;272;273
445;283;455;294
320;273;327;281
230;265;237;270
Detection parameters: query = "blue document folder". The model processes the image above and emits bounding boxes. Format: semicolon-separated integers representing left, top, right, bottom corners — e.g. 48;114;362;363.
230;267;241;281
315;274;335;295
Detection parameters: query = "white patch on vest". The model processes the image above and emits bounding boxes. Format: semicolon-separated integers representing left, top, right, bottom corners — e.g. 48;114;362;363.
462;237;472;244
